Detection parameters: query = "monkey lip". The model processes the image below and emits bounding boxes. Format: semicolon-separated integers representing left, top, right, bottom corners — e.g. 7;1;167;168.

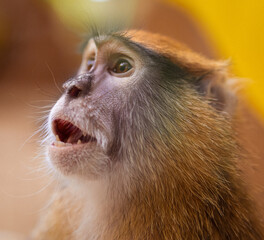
51;119;97;147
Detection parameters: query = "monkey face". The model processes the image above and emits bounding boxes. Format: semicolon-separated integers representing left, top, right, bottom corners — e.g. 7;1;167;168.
47;36;145;178
46;30;234;180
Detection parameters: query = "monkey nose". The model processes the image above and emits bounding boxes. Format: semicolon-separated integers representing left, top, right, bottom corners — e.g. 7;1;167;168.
67;85;82;98
64;73;93;98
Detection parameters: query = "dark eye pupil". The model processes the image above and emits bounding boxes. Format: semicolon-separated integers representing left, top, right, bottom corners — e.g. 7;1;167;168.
119;62;127;72
113;59;131;73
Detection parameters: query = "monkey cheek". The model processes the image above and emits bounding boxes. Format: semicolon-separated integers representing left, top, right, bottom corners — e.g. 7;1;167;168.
47;145;110;179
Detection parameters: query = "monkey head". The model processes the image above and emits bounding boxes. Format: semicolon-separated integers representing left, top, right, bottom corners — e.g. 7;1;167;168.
47;30;236;181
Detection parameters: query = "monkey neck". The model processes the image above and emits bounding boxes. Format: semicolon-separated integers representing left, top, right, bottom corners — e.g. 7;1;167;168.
70;151;260;240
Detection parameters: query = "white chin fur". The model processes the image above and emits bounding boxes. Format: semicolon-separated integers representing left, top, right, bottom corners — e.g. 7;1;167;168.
47;143;110;178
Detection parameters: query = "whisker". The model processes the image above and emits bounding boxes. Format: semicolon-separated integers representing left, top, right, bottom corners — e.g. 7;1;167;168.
45;62;63;94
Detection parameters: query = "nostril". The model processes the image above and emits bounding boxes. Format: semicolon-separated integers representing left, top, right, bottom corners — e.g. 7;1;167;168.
67;85;81;98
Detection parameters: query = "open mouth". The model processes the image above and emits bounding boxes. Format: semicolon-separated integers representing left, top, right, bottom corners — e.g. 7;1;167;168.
52;119;97;147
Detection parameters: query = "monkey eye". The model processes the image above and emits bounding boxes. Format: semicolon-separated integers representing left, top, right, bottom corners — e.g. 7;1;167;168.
87;58;95;72
111;59;132;74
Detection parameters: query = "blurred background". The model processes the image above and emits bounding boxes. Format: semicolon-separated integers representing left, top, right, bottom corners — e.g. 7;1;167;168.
0;0;263;237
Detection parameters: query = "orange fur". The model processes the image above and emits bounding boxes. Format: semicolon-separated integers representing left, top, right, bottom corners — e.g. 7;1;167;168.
31;30;263;240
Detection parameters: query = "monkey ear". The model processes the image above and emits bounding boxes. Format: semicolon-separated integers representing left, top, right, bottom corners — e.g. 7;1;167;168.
195;62;239;115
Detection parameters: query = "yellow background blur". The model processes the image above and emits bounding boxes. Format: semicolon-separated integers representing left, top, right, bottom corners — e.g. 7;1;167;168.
170;0;264;120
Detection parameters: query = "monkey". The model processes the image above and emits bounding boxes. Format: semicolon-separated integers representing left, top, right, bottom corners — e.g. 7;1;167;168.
31;30;263;240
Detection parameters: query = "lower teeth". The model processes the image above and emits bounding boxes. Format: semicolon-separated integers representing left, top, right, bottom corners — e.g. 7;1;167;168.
53;135;85;147
53;141;72;147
